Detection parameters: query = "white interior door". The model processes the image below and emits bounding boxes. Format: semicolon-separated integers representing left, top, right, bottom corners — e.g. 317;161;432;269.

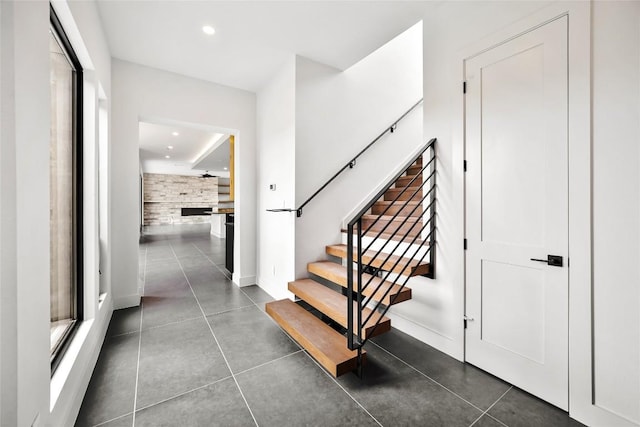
464;16;569;410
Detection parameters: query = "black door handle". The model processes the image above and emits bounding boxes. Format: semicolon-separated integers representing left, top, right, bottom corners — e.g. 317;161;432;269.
530;255;563;267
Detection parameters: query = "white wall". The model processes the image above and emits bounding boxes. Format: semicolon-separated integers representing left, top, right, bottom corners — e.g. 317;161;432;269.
1;3;22;425
0;1;114;425
421;1;639;425
256;57;297;299
293;22;423;279
591;1;639;423
0;3;52;425
111;60;257;299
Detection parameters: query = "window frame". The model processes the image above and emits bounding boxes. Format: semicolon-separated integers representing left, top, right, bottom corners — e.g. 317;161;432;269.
49;4;84;374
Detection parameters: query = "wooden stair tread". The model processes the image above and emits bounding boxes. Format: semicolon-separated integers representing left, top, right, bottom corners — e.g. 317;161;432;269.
265;299;365;377
326;244;430;277
374;200;421;206
308;261;412;306
289;279;390;339
340;228;423;244
362;214;420;223
385;187;423;195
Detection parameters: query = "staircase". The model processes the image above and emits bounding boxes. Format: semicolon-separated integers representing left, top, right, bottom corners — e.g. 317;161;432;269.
266;138;436;377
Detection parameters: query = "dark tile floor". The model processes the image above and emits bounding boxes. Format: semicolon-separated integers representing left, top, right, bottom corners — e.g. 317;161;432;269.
76;224;583;427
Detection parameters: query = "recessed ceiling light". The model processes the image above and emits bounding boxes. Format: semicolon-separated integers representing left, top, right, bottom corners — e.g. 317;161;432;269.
165;155;170;159
202;25;215;35
167;145;174;150
223;167;228;170
172;131;179;136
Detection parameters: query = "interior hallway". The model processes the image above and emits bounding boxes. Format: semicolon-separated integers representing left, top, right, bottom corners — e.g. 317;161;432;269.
76;225;582;427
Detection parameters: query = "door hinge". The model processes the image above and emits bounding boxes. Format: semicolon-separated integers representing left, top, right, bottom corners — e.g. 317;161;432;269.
463;315;474;329
463;81;467;94
464;160;467;172
464;238;468;250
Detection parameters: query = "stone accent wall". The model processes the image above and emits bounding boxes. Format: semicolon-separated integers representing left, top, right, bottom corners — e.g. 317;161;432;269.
143;174;223;225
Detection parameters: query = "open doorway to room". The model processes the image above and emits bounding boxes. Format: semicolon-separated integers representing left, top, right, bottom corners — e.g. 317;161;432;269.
137;119;235;277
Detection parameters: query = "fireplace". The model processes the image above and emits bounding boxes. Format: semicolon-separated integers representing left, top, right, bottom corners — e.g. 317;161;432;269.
181;207;212;216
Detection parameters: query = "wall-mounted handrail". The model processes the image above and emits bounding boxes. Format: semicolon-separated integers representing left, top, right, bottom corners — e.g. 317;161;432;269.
266;99;423;217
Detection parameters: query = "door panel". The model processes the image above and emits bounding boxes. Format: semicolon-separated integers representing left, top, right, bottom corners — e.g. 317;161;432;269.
481;44;545;247
465;16;569;410
482;260;545;363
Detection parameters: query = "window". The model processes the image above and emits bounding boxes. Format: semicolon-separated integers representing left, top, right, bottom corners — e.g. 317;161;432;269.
49;6;83;370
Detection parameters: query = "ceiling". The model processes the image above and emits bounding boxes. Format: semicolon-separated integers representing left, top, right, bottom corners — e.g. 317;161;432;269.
96;1;428;92
100;1;428;175
139;121;229;176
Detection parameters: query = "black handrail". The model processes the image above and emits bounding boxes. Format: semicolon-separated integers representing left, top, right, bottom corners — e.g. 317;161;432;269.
346;138;436;354
266;99;423;217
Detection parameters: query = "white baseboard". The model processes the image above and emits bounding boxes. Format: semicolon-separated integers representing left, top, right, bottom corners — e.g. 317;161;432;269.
112;293;140;310
387;312;463;362
210;229;225;238
256;277;294;301
232;274;256;287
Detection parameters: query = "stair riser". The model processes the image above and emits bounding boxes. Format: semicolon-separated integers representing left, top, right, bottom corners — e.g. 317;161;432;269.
340;236;431;261
406;165;423;175
372;203;422;217
361;219;423;236
384;190;423;202
395;175;422;188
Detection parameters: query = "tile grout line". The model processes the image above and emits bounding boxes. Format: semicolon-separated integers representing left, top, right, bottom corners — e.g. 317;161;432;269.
92;412;134;427
130;273;146;427
131;240;150;426
143;246;148;296
234;281;382;426
192;236;490;426
109;301;257;339
134;374;234;414
192;243;232;280
301;348;384;427
190;242;298;349
233;350;304;377
170;242;260;427
236;284;302;352
468;386;513;427
484;413;510;427
370;341;486;414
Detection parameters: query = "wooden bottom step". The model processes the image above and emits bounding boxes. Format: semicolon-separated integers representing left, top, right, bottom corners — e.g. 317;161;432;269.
308;261;412;306
288;279;391;339
265;299;365;377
